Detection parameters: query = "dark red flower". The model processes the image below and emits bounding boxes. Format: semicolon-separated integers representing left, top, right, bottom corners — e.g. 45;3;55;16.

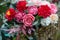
38;5;51;18
16;1;27;12
5;8;16;21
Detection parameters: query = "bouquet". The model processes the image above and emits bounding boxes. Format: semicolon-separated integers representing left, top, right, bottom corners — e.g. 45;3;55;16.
1;0;58;40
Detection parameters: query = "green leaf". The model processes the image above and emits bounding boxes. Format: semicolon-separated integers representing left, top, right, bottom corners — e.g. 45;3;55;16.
33;20;38;26
35;15;42;20
0;5;8;13
0;15;3;27
0;0;4;3
13;37;16;40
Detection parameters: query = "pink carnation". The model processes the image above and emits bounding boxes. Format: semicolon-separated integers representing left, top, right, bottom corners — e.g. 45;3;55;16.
27;6;38;15
50;4;57;13
23;14;35;27
15;11;25;22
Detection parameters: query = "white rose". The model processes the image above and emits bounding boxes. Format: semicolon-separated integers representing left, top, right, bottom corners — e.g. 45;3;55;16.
41;17;51;26
26;0;41;6
50;14;58;23
11;0;19;4
39;1;50;7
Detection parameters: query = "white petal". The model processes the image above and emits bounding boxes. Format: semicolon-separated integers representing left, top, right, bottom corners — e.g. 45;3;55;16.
50;14;58;24
11;0;19;4
39;1;50;6
41;17;51;26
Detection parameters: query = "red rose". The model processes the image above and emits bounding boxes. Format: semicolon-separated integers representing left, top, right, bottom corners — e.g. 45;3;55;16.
5;8;16;21
38;5;51;18
16;1;27;12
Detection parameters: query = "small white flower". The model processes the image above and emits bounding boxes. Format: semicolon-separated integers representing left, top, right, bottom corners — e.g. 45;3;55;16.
39;1;50;6
50;14;58;23
26;0;35;6
11;0;19;4
26;0;41;6
41;17;51;26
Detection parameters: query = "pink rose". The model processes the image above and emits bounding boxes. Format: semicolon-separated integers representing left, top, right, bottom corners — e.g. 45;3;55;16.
15;11;25;22
27;6;38;15
23;14;35;27
50;4;57;13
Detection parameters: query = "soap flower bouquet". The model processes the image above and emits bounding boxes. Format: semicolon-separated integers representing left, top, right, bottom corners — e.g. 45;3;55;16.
4;0;58;39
